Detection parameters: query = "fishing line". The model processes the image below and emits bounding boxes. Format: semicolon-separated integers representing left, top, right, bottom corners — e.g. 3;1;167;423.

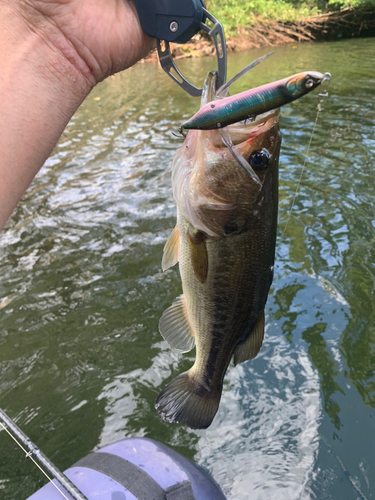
321;436;369;500
0;420;70;500
283;73;331;236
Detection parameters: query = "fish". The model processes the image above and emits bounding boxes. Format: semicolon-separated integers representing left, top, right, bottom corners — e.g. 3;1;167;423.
155;70;282;429
180;71;325;131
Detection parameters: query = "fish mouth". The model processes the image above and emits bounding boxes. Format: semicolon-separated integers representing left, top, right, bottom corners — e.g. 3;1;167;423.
172;71;281;237
209;109;280;148
188;70;281;193
184;109;280;237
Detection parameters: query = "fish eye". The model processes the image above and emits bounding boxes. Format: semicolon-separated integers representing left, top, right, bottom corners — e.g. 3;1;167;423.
305;78;314;89
248;149;270;171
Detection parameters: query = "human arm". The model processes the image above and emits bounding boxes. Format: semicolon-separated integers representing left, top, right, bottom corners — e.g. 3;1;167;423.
0;0;155;231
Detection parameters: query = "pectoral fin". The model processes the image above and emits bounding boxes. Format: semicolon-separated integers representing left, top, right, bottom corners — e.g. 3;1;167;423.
162;225;179;271
233;310;265;366
188;232;208;284
159;294;195;352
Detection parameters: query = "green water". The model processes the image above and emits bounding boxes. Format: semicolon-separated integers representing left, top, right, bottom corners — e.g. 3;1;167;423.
1;37;375;499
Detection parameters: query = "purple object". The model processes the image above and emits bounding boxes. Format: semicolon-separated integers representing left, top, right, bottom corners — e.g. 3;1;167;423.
27;437;226;500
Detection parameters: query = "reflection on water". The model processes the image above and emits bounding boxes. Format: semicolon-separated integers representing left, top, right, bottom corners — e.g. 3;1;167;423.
196;338;321;500
1;37;375;499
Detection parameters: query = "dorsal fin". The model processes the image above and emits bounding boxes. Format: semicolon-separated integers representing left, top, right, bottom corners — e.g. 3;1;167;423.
233;310;265;366
159;295;195;353
162;225;179;271
188;231;208;284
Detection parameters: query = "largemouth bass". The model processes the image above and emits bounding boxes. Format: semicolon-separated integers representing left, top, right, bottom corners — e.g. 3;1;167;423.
155;71;281;429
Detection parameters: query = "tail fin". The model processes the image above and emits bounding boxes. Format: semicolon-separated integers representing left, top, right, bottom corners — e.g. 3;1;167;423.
155;371;222;430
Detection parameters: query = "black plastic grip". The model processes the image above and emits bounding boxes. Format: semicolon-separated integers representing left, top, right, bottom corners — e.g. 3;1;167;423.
133;0;205;44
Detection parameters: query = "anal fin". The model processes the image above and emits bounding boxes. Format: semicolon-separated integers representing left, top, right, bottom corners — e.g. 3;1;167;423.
162;225;179;271
233;310;265;366
159;295;195;352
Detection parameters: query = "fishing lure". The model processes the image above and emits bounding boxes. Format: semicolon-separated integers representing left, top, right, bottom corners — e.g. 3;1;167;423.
180;71;331;131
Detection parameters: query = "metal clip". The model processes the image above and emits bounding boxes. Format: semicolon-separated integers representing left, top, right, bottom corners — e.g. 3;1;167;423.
318;72;331;100
317;72;331;111
157;8;227;97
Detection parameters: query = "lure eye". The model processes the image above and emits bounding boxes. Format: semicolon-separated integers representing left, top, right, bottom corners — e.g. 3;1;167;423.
248;149;270;171
305;78;314;89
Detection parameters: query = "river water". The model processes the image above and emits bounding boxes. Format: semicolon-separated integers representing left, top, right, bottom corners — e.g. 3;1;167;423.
1;37;374;500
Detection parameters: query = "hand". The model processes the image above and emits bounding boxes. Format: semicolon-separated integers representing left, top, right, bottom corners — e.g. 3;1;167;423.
0;1;155;231
10;0;155;86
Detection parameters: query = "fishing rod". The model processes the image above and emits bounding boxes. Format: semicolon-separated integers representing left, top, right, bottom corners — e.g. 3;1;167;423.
0;407;88;500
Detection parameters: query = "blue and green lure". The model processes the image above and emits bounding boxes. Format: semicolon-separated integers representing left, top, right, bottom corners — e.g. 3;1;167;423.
180;66;330;132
